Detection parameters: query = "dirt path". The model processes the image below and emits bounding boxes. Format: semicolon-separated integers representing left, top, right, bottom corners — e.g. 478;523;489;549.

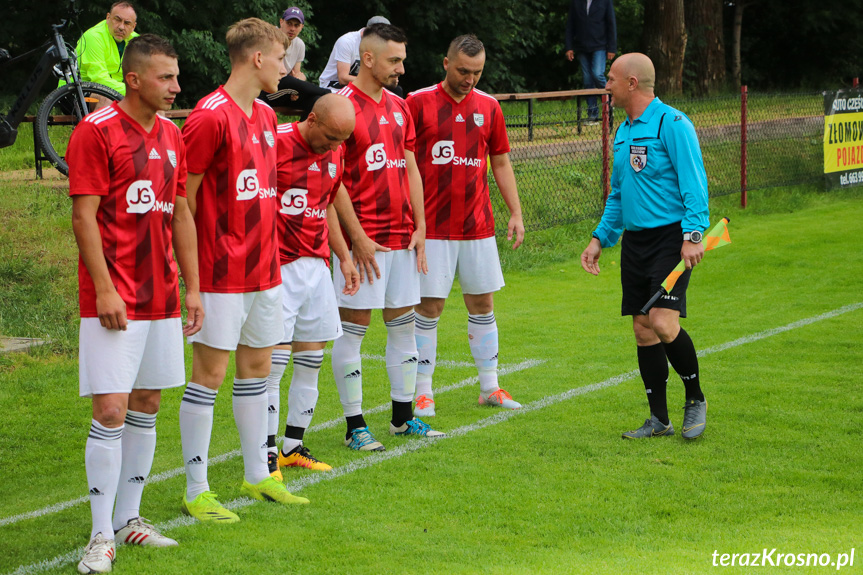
0;167;68;188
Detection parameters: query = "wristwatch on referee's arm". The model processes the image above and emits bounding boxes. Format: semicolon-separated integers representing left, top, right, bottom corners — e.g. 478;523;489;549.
683;230;703;243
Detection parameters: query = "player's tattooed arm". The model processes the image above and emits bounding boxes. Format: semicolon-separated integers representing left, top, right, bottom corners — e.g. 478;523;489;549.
327;203;360;295
72;195;128;331
172;196;204;335
490;153;524;250
332;183;390;284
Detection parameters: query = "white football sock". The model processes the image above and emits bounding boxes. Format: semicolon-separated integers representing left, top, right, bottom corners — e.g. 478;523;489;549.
468;312;499;393
266;349;291;452
414;313;439;399
287;350;323;431
332;322;366;418
179;382;216;501
232;378;269;485
112;410;157;531
86;420;123;540
385;311;418;402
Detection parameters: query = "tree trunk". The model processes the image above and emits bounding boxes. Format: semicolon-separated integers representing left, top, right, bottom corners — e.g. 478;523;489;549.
642;0;687;96
732;1;745;89
685;0;726;95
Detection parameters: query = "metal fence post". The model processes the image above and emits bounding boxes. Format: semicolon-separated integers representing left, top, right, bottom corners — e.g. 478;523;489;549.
602;94;610;202
528;98;534;142
741;85;748;208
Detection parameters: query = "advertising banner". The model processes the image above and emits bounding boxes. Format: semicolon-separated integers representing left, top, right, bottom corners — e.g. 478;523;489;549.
824;89;863;188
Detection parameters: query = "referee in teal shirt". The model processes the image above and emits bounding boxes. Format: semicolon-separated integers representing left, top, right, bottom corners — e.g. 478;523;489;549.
581;53;709;440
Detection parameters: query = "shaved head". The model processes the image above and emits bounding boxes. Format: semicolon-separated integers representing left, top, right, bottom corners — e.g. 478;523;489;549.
312;93;356;132
302;93;355;154
615;53;655;92
605;52;657;119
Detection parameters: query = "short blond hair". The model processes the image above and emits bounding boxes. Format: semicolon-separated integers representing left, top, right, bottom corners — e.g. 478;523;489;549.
226;17;288;64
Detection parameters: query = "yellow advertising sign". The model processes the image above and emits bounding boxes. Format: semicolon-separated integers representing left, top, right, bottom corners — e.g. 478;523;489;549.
823;112;863;174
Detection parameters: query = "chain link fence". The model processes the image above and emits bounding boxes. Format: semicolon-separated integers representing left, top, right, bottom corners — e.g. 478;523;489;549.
491;91;824;233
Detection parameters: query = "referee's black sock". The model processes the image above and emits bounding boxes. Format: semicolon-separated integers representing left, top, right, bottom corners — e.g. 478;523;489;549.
346;414;367;440
663;328;705;402
637;343;670;425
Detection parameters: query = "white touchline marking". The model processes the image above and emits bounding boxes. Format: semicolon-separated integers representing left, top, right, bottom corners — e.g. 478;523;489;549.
5;302;862;575
313;359;545;430
0;360;542;528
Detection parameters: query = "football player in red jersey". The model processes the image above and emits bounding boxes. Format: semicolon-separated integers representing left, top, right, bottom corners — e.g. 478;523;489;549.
68;34;202;574
265;94;361;477
178;18;308;524
406;35;525;417
330;24;445;452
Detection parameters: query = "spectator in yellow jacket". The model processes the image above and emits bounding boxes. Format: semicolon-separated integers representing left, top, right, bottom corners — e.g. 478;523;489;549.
72;2;139;96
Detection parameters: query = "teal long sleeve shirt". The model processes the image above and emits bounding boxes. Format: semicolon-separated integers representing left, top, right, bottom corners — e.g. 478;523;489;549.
593;97;709;247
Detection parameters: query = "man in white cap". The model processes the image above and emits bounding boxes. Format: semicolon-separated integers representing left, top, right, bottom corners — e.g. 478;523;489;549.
318;16;404;97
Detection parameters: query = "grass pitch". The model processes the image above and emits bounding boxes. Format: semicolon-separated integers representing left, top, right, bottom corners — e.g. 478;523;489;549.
1;181;862;573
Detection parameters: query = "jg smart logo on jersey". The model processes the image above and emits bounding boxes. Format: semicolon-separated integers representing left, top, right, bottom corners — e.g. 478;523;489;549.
366;143;387;171
630;145;648;172
431;140;455;165
365;144;407;171
430;140;482;167
126;181;174;214
237;169;276;200
280;188;308;215
236;169;260;200
280;188;326;219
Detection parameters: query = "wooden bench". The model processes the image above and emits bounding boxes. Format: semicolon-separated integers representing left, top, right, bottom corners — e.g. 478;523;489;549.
22;106;305;178
23;88;609;177
490;88;611;140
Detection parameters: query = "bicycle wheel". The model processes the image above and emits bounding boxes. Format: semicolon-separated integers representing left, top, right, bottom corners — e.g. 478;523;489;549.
35;82;122;176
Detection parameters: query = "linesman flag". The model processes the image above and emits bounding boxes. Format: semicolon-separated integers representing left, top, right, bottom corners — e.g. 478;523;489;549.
640;217;732;314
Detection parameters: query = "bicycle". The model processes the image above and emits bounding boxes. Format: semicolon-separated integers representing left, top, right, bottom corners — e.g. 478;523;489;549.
0;0;122;177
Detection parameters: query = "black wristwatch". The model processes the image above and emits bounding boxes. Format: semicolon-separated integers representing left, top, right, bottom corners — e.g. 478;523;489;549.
683;231;703;243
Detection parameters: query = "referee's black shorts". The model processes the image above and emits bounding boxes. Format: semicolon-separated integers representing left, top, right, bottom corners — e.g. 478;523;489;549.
620;221;691;317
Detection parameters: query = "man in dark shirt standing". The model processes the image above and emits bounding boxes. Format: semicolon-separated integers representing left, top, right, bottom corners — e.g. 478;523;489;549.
565;0;617;123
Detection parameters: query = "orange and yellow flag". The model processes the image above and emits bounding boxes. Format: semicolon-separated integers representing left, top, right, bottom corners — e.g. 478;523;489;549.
662;218;732;293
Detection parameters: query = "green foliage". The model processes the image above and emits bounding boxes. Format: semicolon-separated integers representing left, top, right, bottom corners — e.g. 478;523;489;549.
1;0;861;106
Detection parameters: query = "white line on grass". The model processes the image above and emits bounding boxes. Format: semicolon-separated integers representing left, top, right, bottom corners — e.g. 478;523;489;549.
0;360;542;528
311;359;545;430
5;302;862;575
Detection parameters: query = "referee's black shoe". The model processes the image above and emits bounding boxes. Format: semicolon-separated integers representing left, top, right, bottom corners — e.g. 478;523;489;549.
681;399;708;440
621;414;675;439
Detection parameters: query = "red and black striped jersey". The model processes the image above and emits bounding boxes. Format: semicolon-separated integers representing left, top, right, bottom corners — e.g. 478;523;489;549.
337;83;416;250
182;87;281;293
407;83;510;240
68;102;186;320
275;122;344;265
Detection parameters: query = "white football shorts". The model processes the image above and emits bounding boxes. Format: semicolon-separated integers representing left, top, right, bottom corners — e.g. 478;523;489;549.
333;248;421;310
279;257;342;343
420;237;505;298
187;285;284;350
79;317;185;397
